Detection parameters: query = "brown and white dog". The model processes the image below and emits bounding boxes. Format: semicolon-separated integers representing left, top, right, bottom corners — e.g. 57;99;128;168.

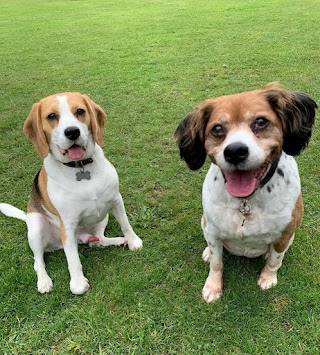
175;82;317;303
0;93;142;294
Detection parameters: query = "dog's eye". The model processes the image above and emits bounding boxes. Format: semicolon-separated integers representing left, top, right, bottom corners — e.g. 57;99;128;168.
47;113;57;120
211;124;225;137
252;117;269;132
76;108;85;116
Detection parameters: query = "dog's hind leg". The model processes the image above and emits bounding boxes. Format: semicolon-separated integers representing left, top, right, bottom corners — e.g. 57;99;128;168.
79;215;126;247
92;214;125;247
111;194;143;251
26;213;53;293
93;214;109;238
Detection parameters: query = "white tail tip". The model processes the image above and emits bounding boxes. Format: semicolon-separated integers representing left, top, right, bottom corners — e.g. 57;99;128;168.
0;203;26;222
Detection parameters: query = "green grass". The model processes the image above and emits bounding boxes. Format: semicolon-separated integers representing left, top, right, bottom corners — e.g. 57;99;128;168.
0;0;319;353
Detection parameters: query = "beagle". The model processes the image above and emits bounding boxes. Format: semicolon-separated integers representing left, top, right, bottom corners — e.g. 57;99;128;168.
175;83;317;303
0;93;142;294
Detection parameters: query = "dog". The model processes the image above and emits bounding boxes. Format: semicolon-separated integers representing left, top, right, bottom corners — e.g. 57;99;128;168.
0;93;142;294
175;82;317;303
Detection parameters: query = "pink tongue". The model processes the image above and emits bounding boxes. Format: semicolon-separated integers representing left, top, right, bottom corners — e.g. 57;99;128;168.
224;170;258;197
67;145;85;160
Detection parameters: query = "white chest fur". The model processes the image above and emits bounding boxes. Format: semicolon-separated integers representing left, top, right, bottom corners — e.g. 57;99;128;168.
202;153;301;257
44;145;119;227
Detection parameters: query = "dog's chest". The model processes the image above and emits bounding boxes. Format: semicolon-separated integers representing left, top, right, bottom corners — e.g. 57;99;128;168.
45;156;119;226
203;157;301;248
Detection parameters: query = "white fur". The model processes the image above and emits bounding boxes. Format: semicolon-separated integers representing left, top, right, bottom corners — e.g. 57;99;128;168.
0;95;142;295
0;203;26;221
201;153;300;303
215;128;266;171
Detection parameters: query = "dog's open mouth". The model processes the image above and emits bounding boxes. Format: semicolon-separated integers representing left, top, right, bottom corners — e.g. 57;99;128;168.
58;144;86;160
223;158;270;198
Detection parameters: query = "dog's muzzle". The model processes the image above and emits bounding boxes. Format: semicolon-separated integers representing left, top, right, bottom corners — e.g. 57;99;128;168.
222;143;272;198
224;142;249;166
64;126;81;141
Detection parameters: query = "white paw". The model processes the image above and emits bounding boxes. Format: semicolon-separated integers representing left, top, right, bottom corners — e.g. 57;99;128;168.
127;235;143;251
258;271;278;290
70;276;90;295
202;283;223;303
202;246;211;263
37;275;53;294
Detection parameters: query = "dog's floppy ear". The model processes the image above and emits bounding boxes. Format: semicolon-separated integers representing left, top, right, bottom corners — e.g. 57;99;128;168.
263;82;317;156
175;102;213;170
23;102;49;158
82;95;106;147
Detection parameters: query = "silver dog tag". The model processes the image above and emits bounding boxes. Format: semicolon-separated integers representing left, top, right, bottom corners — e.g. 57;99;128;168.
238;200;251;227
76;170;91;181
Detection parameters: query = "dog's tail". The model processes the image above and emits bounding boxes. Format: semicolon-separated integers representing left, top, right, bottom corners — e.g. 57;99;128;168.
0;203;27;222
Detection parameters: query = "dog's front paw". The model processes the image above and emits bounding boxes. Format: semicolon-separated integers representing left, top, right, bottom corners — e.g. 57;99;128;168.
37;275;53;294
202;271;223;303
258;270;278;290
202;246;211;263
70;276;90;295
202;283;223;303
127;235;143;251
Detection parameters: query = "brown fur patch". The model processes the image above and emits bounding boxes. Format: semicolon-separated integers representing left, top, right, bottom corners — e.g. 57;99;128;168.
23;103;49;158
28;166;69;244
27;166;58;217
273;193;303;253
202;215;206;228
59;219;67;244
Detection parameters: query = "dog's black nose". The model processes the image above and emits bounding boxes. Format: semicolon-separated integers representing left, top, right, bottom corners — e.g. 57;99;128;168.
64;126;80;141
224;142;249;165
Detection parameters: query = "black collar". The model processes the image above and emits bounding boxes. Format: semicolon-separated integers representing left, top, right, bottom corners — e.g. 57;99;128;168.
259;153;281;189
63;158;93;168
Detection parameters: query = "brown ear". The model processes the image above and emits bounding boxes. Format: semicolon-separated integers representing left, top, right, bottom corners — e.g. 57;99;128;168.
82;95;106;146
175;101;213;170
263;83;317;156
23;102;49;158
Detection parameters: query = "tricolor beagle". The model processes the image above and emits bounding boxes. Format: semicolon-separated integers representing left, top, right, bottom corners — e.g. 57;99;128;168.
0;93;142;294
175;82;317;303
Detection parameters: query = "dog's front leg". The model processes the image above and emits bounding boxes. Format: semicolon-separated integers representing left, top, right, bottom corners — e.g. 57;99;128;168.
111;194;143;251
202;237;224;303
62;223;89;295
26;213;53;293
258;234;294;290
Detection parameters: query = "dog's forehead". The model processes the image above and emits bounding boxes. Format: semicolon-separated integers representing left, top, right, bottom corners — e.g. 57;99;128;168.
212;90;271;116
40;92;85;113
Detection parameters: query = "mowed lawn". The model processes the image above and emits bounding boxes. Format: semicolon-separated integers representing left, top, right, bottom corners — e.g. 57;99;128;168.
0;0;319;353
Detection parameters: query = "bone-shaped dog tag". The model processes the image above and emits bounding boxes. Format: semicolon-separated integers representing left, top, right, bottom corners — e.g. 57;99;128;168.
76;170;91;181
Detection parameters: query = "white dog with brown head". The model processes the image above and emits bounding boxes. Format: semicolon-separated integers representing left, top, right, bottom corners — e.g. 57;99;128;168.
175;83;317;303
0;93;142;294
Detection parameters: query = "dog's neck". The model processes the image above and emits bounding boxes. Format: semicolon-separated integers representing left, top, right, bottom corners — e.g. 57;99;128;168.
259;153;281;190
63;158;93;168
62;158;94;181
236;153;282;227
